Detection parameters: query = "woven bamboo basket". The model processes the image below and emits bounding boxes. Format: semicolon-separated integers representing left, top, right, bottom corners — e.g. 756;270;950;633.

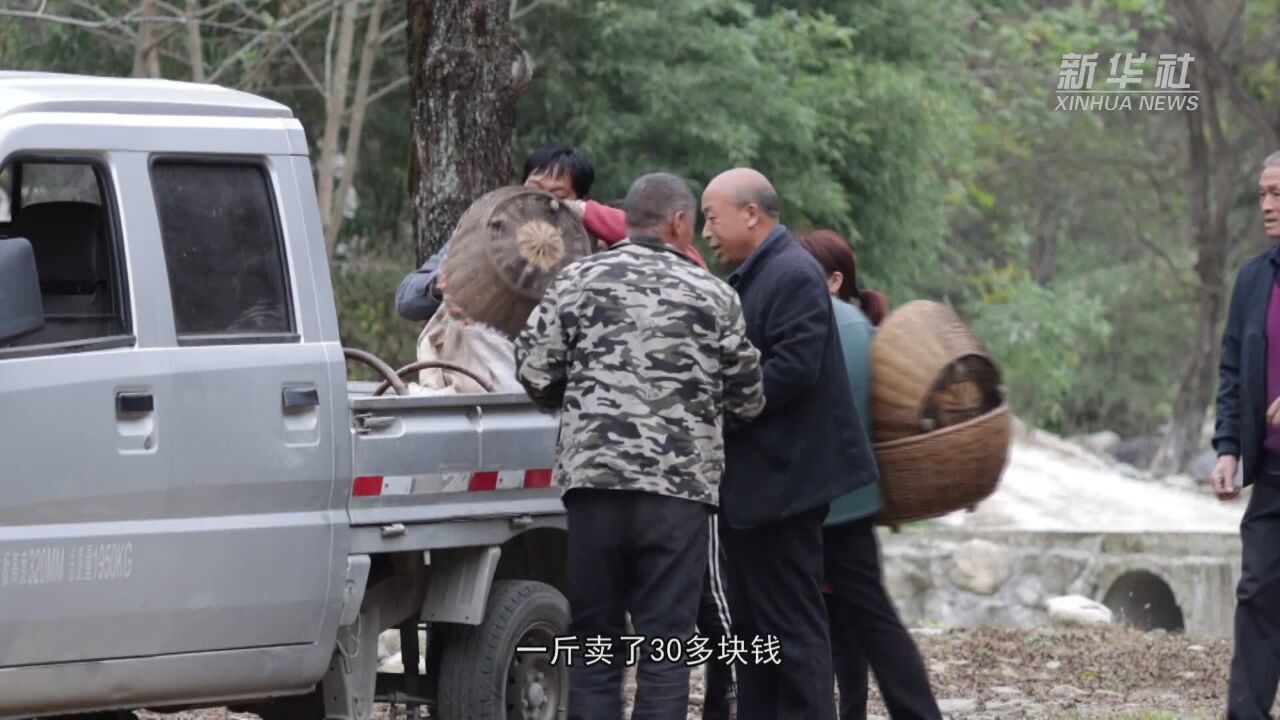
442;186;593;338
873;403;1012;527
870;300;1003;442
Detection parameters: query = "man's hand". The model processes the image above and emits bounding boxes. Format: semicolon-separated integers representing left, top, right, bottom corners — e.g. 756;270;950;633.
1268;397;1280;428
1212;454;1241;501
437;269;469;325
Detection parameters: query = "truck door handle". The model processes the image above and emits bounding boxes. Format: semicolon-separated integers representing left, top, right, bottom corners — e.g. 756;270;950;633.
116;391;154;415
283;385;320;411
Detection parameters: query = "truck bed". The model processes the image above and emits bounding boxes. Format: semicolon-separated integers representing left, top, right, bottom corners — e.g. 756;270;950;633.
344;382;565;553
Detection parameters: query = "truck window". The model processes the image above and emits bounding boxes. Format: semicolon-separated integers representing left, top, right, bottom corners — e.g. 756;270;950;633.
151;160;295;343
21;163;101;206
0;159;130;356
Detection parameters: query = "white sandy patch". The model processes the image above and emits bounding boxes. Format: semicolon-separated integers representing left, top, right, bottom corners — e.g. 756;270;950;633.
932;427;1246;533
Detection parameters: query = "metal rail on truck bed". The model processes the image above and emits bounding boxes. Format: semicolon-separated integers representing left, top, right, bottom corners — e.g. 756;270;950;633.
345;384;566;554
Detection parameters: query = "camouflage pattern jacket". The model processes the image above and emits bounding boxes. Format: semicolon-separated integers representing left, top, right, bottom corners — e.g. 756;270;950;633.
514;236;765;505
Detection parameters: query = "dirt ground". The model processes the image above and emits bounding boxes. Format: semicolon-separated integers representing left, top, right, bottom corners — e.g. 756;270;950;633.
140;626;1251;720
860;626;1237;719
678;626;1243;719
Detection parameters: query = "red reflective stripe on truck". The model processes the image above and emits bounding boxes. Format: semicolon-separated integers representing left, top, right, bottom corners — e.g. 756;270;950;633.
352;476;384;497
469;471;499;492
523;469;552;488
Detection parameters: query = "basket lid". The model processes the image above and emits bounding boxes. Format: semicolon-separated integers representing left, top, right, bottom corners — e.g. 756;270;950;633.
442;186;593;336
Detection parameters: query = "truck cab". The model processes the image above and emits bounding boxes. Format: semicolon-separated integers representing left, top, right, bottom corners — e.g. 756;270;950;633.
0;72;569;720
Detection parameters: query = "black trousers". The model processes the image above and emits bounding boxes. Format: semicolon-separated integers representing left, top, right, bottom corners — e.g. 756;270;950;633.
822;518;941;720
722;506;836;720
1229;473;1280;719
564;488;709;720
698;513;737;720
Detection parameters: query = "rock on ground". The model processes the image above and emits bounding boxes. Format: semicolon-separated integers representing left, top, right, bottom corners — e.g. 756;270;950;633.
1070;431;1121;456
1046;594;1114;627
947;539;1013;596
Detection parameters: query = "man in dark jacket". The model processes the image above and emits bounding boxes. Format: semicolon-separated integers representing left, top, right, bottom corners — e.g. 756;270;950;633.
1216;151;1280;719
701;168;879;720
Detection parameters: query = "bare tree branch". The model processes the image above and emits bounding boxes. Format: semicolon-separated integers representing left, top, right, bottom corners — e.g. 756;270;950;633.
288;43;327;97
66;0;128;31
0;8;115;29
1175;0;1280;150
206;0;329;83
235;5;332;90
361;75;408;107
1215;0;1246;55
379;19;406;44
329;0;388;245
511;0;566;22
1133;230;1197;285
186;0;206;82
317;0;360;255
323;1;339;100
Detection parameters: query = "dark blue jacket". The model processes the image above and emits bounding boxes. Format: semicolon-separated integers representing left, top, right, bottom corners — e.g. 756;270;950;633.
721;226;879;529
1214;246;1280;486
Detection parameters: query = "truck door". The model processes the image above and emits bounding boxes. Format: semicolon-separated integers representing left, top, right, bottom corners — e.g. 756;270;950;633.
0;154;184;666
142;156;338;652
0;149;339;667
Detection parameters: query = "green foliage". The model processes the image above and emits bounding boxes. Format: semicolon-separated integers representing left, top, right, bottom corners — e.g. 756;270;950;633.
4;0;1273;444
966;267;1112;431
516;0;972;294
331;253;423;380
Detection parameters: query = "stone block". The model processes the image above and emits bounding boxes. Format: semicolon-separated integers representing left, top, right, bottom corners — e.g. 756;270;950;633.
947;539;1012;596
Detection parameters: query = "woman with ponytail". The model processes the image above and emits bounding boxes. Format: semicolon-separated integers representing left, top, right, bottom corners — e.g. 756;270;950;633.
796;230;941;720
798;229;889;325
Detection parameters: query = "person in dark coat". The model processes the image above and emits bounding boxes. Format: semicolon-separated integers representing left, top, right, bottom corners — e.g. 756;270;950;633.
1215;150;1280;719
797;230;941;720
701;168;879;720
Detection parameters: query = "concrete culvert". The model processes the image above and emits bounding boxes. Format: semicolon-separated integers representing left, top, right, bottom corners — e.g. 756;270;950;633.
1102;570;1185;632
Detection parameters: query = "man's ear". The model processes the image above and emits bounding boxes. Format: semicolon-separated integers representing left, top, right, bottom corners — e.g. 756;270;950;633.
660;216;674;242
668;211;688;241
743;203;760;230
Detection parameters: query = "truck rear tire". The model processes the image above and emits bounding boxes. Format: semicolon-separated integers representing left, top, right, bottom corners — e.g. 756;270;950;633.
436;579;569;720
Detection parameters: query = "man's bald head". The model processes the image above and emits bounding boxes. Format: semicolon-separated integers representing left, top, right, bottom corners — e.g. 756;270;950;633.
701;168;782;265
704;168;781;218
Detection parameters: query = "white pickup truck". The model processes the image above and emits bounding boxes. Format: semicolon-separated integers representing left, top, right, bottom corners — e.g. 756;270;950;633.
0;72;570;720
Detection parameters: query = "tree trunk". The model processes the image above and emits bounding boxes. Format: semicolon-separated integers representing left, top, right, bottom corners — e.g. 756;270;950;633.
132;0;162;78
317;0;360;258
406;0;529;264
1029;233;1057;285
186;0;205;82
1150;38;1232;476
328;0;388;248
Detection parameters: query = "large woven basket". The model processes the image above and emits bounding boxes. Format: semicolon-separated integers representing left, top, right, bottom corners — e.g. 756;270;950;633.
871;300;1003;442
442;186;593;337
874;403;1012;527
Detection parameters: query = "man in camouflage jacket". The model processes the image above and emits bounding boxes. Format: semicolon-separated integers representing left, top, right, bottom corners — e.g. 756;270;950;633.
515;172;764;720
